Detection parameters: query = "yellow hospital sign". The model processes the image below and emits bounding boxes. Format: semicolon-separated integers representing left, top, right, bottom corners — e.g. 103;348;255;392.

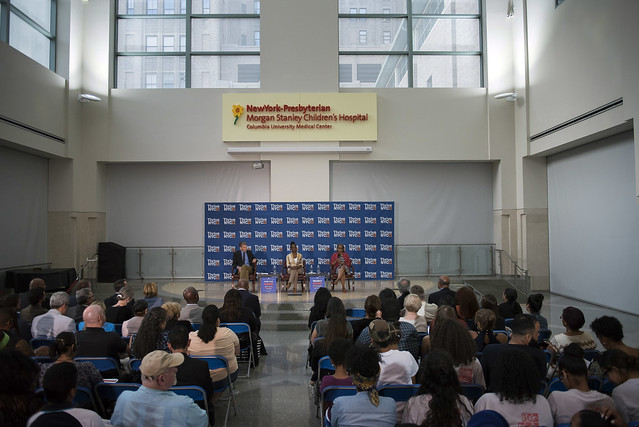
223;93;377;142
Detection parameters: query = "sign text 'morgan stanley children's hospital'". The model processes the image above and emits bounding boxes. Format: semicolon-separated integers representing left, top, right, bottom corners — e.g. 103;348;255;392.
222;93;377;142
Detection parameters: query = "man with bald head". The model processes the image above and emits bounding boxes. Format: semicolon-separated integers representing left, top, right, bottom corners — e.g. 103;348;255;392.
178;287;205;323
235;278;261;332
427;275;456;306
75;304;128;376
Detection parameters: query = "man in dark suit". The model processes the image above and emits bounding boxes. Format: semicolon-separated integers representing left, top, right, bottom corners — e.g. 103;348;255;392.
235;278;261;333
168;325;215;426
65;287;94;323
232;241;257;285
19;278;49;310
428;275;456;306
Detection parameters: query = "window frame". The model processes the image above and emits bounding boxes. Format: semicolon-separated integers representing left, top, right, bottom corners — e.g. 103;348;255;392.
338;0;484;88
114;1;260;89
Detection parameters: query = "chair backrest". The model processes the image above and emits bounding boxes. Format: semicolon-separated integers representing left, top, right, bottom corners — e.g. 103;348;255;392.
220;322;250;335
94;383;141;417
544;350;553;364
191;355;233;392
460;383;485;404
171;385;208;405
600;379;616;395
113;323;123;335
538;328;552;342
583;349;601;362
378;384;420;402
30;337;55;349
345;308;366;318
587;376;602;392
35;386;98;410
191;323;202;331
129;358;142;372
318;355;335;372
31;356;55;364
74;357;119;374
321;386;358;408
545;377;567;396
504;318;514;329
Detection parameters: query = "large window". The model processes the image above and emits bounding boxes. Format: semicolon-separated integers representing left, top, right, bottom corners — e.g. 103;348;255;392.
115;0;260;88
339;0;482;88
0;0;56;70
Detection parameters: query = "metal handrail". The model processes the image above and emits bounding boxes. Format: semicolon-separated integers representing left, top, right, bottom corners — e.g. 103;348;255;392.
495;249;529;294
0;262;52;272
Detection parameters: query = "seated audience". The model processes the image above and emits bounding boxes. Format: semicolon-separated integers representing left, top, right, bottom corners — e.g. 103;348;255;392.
480;294;506;330
131;307;169;359
320;338;354;421
19;278;49;311
67;279;92;307
471;308;507;353
549;306;597;354
78;301;116;332
37;331;103;391
235;278;262;333
467;410;509;427
104;278;127;308
0;307;33;356
411;284;437;322
19;287;47;324
600;348;639;423
475;349;553;427
219;288;262;363
188;304;240;395
399;294;429;333
455;286;480;330
525;293;548;330
497;288;523;319
402;349;474;426
430;318;485;387
481;314;547;390
428;275;456;306
350;294;381;342
110;350;208;427
105;285;135;324
0;350;44;427
331;344;396;427
163;301;193;332
142;281;165;309
421;305;463;355
591;315;639;359
65;287;94;324
570;408;627;427
122;299;148;337
396;277;411;308
547;343;615;425
308;287;332;330
28;362;104;427
168;325;216;427
310;297;353;384
31;291;76;338
179;286;205;324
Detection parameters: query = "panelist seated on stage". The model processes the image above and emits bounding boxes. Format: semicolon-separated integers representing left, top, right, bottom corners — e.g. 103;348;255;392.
232;241;257;281
330;243;352;293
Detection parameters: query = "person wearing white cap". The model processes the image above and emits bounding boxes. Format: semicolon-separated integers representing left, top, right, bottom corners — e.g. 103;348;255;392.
110;350;208;427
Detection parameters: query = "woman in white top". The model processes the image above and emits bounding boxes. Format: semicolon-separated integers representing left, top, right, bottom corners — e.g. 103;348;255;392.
547;343;615;425
402;349;474;426
475;349;553;427
600;348;639;423
284;241;303;293
549;306;597;355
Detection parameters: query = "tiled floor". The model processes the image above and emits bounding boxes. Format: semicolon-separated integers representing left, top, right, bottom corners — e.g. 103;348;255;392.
92;278;639;426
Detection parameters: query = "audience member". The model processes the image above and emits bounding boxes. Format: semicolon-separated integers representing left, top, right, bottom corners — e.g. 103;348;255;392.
399;294;428;333
455;286;480;329
105;285;135;324
131;307;169;359
110;350;208;427
0;350;43;427
308;287;332;330
142;282;165;309
411;284;437;322
179;286;205;324
402;349;474;426
310;297;353;384
497;288;523;319
547;343;615;425
526;293;548;330
37;331;103;391
475;349;553;427
431;318;485;387
570;408;625;427
19;277;49;311
31;291;76;338
28;362;105;427
68;279;92;307
104;278;127;308
428;275;456;306
163;301;193;332
350;294;381;341
235;278;262;332
549;306;597;354
0;307;33;356
467;410;509;427
600;348;639;423
188;304;240;396
396;277;411;309
591;315;639;358
471;308;507;353
78;301;116;332
168;325;216;426
480;294;506;330
480;314;547;389
331;344;396;427
65;287;94;324
219;288;261;363
378;287;397;302
19;287;47;323
122;299;148;337
319;338;354;421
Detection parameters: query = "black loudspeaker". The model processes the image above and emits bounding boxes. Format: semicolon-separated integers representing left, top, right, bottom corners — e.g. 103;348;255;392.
98;242;126;283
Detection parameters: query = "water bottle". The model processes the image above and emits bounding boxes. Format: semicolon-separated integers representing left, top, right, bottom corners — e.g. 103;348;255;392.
272;264;276;276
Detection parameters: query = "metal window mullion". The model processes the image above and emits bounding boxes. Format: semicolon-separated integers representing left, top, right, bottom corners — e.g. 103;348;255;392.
190;51;260;56
49;0;56;71
185;1;191;88
8;3;54;39
412;14;480;19
406;0;413;87
412;50;481;56
339;50;407;55
0;0;9;43
478;0;484;87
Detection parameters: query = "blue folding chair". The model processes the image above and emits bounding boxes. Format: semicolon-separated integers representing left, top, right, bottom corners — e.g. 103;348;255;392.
538;328;552;342
192;355;237;427
493;329;510;341
315;356;336;417
74;357;120;378
545;377;567;396
191;323;202;331
460;383;485;404
31;356;55;364
587;376;602;392
583;349;601;362
345;308;366;318
35;386;99;412
113;323;123;335
320;386;358;427
220;322;254;378
129;358;142;372
94;383;140;418
378;384;420;402
600;379;616;395
504;318;514;329
170;386;212;426
30;337;55;350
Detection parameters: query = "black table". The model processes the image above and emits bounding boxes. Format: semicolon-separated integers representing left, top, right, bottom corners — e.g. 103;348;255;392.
6;268;77;292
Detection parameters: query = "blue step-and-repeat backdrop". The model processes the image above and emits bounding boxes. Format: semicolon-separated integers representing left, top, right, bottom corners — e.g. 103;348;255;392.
204;202;394;282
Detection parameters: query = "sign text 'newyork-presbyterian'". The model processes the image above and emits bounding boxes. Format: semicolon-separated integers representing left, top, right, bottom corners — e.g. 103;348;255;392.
243;103;369;130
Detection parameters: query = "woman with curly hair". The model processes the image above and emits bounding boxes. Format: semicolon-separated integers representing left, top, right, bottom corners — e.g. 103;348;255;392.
430;318;485;387
0;350;44;427
130;307;169;359
402;349;474;426
475;349;553;426
188;304;240;392
549;306;597;354
331;344;396;427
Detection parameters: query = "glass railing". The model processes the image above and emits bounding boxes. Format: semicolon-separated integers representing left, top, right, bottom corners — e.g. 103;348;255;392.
126;247;204;280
